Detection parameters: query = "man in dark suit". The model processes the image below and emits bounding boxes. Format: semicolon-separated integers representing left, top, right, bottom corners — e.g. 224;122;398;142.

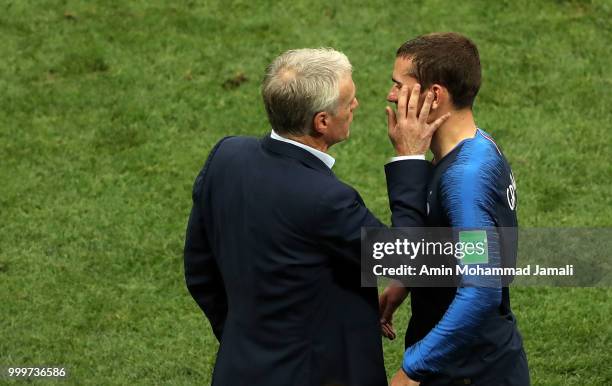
184;48;448;386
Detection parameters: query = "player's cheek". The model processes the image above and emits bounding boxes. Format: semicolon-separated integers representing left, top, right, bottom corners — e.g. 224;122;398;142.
416;92;431;113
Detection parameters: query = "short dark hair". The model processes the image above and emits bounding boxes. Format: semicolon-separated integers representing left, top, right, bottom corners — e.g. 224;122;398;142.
397;32;481;109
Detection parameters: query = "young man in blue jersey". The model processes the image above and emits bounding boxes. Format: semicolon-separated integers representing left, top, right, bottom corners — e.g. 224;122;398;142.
380;33;530;386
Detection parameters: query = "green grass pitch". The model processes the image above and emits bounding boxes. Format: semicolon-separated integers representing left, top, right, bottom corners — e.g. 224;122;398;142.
1;0;610;384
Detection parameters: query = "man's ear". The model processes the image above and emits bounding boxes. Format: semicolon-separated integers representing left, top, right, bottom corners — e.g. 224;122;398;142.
312;111;329;135
430;84;445;110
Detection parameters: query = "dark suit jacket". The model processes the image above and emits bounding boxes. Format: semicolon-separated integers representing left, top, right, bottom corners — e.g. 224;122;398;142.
184;135;430;386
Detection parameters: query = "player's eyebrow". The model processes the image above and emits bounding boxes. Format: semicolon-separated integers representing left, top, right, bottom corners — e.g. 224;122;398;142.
391;77;402;85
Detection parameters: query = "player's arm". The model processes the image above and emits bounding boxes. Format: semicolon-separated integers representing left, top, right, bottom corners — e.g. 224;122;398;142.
401;161;503;382
184;138;231;342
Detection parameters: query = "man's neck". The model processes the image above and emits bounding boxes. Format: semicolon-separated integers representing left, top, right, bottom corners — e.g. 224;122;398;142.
431;108;477;162
284;133;329;153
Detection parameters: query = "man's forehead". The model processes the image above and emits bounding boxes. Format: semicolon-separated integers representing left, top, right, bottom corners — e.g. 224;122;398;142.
340;74;355;88
393;57;415;76
343;73;354;83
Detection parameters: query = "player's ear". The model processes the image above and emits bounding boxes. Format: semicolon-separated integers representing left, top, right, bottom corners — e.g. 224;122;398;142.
312;111;329;134
431;84;444;110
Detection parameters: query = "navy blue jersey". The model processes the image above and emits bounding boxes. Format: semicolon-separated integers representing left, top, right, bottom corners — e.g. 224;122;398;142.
402;129;529;385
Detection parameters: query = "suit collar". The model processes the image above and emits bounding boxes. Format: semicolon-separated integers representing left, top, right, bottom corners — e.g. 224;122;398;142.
261;134;335;176
270;130;335;169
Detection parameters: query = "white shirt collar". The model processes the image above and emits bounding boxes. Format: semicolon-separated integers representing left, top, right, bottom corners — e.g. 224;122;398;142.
270;130;335;169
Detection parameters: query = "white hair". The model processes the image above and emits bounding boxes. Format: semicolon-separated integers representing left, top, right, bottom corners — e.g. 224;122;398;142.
262;48;352;135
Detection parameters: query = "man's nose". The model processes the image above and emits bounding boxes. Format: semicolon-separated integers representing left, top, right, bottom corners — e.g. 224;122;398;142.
386;89;397;103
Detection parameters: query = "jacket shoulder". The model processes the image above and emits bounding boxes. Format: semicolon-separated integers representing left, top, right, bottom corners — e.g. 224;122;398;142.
213;135;259;153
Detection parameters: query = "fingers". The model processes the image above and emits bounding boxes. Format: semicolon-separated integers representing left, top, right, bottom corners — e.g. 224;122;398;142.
427;112;451;137
381;323;390;336
407;83;421;119
384;327;396;340
386;106;397;131
380;294;396;340
397;84;409;119
381;322;396;340
381;305;394;325
418;91;434;124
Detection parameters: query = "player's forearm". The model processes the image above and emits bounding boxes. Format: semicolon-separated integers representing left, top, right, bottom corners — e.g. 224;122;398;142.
402;286;501;381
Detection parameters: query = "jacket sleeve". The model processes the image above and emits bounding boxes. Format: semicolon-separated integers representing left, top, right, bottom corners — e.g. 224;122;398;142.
314;159;432;271
384;159;432;285
314;180;384;270
385;160;432;227
183;137;232;342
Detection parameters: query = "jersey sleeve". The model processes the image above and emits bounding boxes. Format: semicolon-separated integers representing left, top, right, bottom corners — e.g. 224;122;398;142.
402;153;504;381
